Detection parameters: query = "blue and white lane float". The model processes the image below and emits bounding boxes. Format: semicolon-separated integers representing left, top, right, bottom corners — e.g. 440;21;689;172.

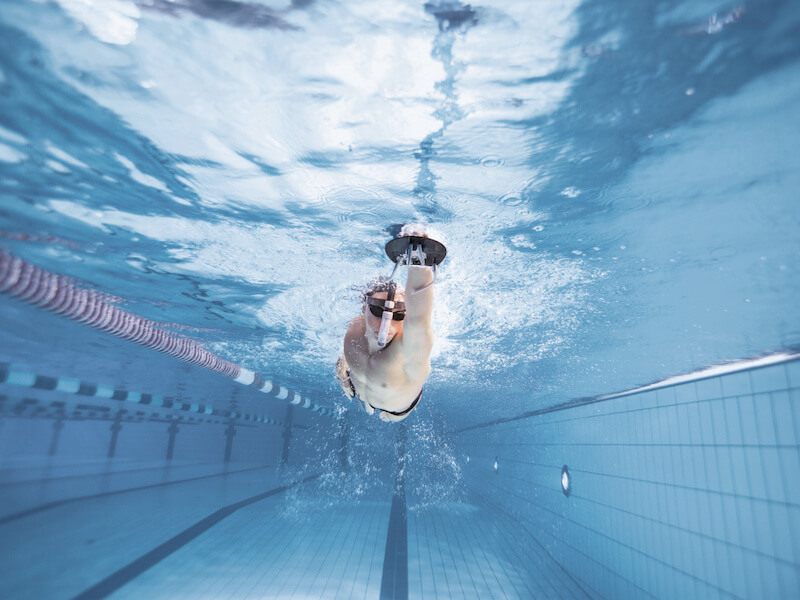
0;249;332;417
0;362;281;425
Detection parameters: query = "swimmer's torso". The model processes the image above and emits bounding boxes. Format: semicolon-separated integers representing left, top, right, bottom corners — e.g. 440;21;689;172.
343;316;429;413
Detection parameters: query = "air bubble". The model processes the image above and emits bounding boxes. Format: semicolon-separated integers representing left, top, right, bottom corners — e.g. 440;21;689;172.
560;187;580;198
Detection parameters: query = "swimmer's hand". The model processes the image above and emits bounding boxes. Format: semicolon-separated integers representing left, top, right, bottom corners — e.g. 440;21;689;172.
399;223;433;267
400;223;428;238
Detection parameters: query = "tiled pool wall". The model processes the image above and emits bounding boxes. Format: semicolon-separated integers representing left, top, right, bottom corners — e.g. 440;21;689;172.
456;358;800;600
0;294;326;470
3;349;799;599
0;379;318;469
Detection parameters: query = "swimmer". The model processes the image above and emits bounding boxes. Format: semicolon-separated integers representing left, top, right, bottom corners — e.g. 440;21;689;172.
336;223;445;422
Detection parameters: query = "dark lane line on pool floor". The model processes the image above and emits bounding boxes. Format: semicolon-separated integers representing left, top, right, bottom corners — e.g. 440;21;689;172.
0;463;275;526
71;474;321;600
380;430;408;600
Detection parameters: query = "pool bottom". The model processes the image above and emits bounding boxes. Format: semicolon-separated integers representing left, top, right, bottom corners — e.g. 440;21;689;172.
0;457;575;599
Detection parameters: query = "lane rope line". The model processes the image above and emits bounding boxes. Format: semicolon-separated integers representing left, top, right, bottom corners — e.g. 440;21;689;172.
0;363;282;425
0;249;332;416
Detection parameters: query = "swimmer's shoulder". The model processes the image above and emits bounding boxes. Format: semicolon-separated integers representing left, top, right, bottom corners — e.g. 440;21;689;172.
345;316;365;341
344;317;367;362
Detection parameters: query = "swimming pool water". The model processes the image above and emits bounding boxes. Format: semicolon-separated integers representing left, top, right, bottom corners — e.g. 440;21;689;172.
1;0;799;598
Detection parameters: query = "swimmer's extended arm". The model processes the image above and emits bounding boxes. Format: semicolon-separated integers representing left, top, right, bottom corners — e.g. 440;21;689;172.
401;265;434;380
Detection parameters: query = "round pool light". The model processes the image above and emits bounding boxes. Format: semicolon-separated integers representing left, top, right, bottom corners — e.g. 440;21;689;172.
561;465;571;497
493;458;498;473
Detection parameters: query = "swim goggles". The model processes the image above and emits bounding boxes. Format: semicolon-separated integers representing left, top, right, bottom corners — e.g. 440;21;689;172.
366;297;406;321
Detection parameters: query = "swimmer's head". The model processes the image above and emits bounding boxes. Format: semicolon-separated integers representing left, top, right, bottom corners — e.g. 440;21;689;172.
362;278;404;303
362;279;405;344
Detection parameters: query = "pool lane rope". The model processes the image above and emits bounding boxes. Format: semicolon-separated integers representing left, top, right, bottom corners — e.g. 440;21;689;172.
0;362;282;425
0;249;332;417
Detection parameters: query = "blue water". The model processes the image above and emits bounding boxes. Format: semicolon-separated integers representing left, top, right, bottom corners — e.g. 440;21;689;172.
1;0;799;598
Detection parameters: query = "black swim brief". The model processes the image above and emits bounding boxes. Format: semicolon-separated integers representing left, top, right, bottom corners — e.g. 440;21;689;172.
345;369;422;417
367;387;423;417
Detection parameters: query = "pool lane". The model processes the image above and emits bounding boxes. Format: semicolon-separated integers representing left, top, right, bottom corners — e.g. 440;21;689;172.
75;475;320;600
0;467;297;599
0;462;276;525
106;496;392;599
0;457;576;599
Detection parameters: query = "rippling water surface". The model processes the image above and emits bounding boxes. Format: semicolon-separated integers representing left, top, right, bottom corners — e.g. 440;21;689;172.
1;0;799;430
